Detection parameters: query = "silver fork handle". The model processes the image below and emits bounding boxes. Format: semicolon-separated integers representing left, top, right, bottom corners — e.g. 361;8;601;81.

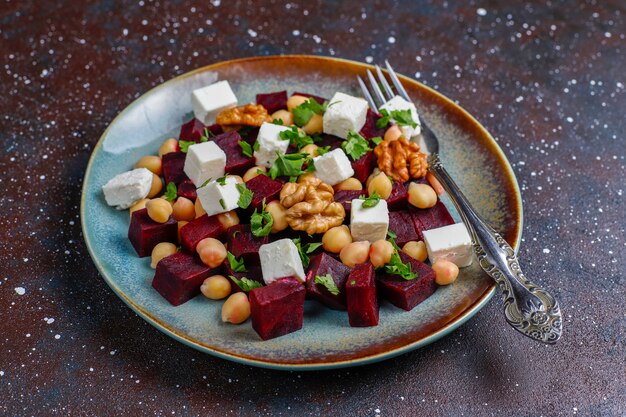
428;154;563;344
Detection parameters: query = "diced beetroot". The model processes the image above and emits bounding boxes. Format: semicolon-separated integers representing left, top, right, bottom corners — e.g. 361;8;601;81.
162;152;188;185
152;251;214;306
346;263;379;327
334;190;362;214
256;91;288;114
177;179;197;202
128;209;178;257
250;277;306;340
316;134;343;150
238;126;260;144
410;200;455;240
245;174;284;210
359;109;387;139
292;91;327;105
376;252;437;311
225;224;268;265
179;214;223;253
212;130;255;175
386;181;408;210
388;210;420;247
351;151;374;183
305;253;351;310
179;118;223;142
223;261;264;293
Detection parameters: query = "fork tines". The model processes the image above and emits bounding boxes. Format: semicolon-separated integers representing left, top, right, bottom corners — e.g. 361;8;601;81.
357;60;411;110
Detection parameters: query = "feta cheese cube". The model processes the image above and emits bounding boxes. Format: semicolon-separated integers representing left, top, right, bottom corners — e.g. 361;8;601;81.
350;198;389;243
196;176;241;216
102;168;152;210
379;95;422;138
253;122;291;167
259;239;306;285
183;141;226;187
422;223;473;267
322;92;369;139
313;148;355;186
191;80;238;124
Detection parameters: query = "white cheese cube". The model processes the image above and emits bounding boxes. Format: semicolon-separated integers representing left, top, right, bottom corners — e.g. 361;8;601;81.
102;168;152;210
322;92;369;139
350;199;389;243
313;148;355;186
422;223;474;267
183;141;226;187
379;95;422;138
191;80;238;124
259;239;306;285
196;177;240;216
253;122;291;167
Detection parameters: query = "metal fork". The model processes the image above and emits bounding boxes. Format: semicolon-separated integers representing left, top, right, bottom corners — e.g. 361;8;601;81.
358;61;562;344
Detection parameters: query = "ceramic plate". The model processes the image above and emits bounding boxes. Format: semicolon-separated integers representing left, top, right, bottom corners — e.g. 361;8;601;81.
81;55;522;370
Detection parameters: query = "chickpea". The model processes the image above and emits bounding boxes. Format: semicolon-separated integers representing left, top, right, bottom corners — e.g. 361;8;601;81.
369;240;394;268
216;210;240;230
200;275;232;300
366;168;381;188
177;221;188;242
227;174;244;184
197;238;227;268
367;172;393;199
243;166;266;182
195;198;206;218
147;174;163;198
302;113;323;135
407;182;437;209
300;144;319;157
287;95;309;112
266;200;288;233
221;292;251;324
172;197;195;221
146;198;173;223
339;241;370;268
272;109;293;126
334;177;363;191
322;225;353;253
432;259;459;285
159;138;178;156
129;198;149;217
426;172;445;195
403;241;428;262
150;242;177;269
135;155;162;176
384;124;403;142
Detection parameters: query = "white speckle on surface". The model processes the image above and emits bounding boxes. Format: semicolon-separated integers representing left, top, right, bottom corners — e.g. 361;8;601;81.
247;29;257;38
543;248;550;254
477;8;487;16
44;317;55;324
0;371;4;377
365;56;373;63
566;116;574;123
292;30;300;36
14;287;25;295
515;96;523;102
388;36;396;44
54;334;61;340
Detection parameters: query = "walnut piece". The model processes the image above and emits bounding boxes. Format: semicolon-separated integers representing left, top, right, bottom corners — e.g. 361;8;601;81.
279;176;346;235
216;103;272;126
374;137;428;182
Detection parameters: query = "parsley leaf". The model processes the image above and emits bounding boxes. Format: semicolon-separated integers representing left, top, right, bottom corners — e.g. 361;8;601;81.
391;109;417;128
316;145;331;156
179;140;194;153
384;234;418;280
293;238;323;267
371;136;383;146
200;127;215;142
268;152;315;180
360;192;381;208
342;130;371;161
292;98;326;127
164;182;177;201
250;199;273;237
253;140;260;152
227;251;247;272
239;141;253;157
236;183;253;209
315;274;340;296
216;176;227;186
229;276;263;292
279;126;315;149
219;198;226;209
272;118;284;125
376;109;391;129
199;178;213;188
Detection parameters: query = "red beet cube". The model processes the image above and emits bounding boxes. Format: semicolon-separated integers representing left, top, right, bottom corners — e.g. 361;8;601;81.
224;261;264;293
410;200;455;240
292;91;327;105
238;126;260;144
162;152;188;185
359;109;387;139
152;251;213;306
351;151;374;183
256;91;288;113
177;179;197;202
250;277;306;340
386;181;408;210
179;214;224;253
245;174;284;210
225;224;268;265
376;252;437;311
316;134;343;151
128;208;178;257
305;253;351;310
179;119;223;142
388;210;420;247
346;263;379;327
212;131;255;175
334;190;362;214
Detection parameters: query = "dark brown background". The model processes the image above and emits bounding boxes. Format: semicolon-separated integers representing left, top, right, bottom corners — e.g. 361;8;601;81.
1;1;624;415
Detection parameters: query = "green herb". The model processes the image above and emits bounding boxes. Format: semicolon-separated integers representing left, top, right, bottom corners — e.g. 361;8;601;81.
200;127;215;142
179;140;195;153
250;199;273;237
227;252;247;273
292;98;326;127
199;178;213;188
229;276;263;292
342;130;371;161
384;234;418;280
239;141;253;157
376;109;391;129
314;274;340;296
271;119;284;125
164;182;177;201
376;108;417;129
360;192;381;208
371;136;383;146
293;238;323;267
316;145;331;156
349;279;356;286
268;152;315;180
387;230;397;240
279;126;315;149
219;198;226;209
253;140;260;152
236;183;253;209
216;176;227;186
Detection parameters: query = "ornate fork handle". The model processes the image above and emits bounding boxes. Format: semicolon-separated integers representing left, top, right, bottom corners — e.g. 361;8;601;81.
428;155;562;344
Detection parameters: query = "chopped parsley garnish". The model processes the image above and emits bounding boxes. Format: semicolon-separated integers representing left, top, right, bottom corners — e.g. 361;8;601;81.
316;145;331;156
342;130;371;161
250;199;273;237
293;238;323;267
292;98;326;127
349;279;356;286
229;276;263;292
272;118;284;125
239;140;253;157
164;182;177;201
360;192;381;208
236;183;253;209
199;178;213;188
216;176;227;186
219;198;226;209
279;126;315;149
315;274;340;296
200;127;215;142
376;109;417;129
253;140;260;151
179;140;194;153
227;251;247;272
268;152;315;181
371;136;383;146
384;233;418;280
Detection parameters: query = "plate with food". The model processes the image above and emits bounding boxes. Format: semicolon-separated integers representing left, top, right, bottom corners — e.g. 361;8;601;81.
81;55;522;369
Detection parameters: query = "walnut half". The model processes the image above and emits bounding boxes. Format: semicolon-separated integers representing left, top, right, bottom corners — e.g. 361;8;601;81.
374;137;428;182
216;103;273;127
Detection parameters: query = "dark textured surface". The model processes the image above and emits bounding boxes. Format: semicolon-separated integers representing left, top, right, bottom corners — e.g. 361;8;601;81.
1;0;624;415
